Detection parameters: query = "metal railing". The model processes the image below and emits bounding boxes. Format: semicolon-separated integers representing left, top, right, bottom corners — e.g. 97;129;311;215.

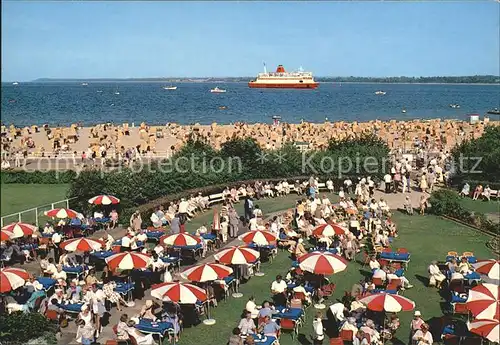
0;197;78;227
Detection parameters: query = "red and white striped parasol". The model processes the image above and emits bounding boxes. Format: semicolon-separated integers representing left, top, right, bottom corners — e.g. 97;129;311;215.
60;238;104;252
212;208;221;231
105;251;151;271
181;263;233;282
313;224;346;237
468;319;499;343
472;260;500;280
239;230;277;246
214;246;260;265
0;268;31;293
358;293;416;312
44;208;79;219
151;282;207;304
88;195;120;205
1;222;37;238
466;283;499;320
161;233;201;247
298;251;348;275
0;229;14;242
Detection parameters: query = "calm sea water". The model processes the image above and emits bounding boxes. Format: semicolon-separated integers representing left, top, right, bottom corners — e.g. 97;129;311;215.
1;82;498;126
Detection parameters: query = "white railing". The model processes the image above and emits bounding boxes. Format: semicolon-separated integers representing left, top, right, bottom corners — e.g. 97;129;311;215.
0;197;78;227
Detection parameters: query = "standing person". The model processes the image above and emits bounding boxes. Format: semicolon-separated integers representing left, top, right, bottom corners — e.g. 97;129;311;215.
72;151;77;166
367;177;375;197
410;311;424;338
178;198;189;225
51;231;62;263
344;178;353;195
75;319;95;345
220;216;229;243
383;173;392;194
312;311;325;344
228;208;239;238
419;195;427;215
170;214;181;235
244;197;253;224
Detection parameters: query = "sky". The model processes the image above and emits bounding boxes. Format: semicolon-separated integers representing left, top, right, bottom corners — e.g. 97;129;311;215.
1;1;499;81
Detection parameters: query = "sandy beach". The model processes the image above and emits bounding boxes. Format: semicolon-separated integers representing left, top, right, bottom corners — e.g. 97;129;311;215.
1;118;498;164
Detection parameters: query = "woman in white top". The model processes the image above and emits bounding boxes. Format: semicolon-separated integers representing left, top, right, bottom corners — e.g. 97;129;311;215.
428;261;446;288
412;323;433;345
245;296;260;318
312;312;324;345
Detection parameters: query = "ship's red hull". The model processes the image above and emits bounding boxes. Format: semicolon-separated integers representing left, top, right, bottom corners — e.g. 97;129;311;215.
248;82;319;89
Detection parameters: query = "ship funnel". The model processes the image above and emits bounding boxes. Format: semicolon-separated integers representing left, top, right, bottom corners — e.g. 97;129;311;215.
276;65;286;73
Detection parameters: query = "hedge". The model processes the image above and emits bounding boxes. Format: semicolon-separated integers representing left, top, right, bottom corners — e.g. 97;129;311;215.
1;170;76;184
429;189;499;235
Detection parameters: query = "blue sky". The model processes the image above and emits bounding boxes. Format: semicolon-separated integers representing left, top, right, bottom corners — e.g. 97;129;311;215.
1;1;499;81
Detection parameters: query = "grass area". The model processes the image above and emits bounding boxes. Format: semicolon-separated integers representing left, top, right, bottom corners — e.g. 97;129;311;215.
458;197;500;214
176;199;493;345
0;184;69;223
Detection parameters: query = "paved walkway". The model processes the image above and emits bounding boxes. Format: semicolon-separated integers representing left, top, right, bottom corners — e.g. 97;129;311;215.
48;188;424;344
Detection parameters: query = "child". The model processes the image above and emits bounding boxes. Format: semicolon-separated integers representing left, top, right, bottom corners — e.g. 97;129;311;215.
75;319;95;345
404;196;413;215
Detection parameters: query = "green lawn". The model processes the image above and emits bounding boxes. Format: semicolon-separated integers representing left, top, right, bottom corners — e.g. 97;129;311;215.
176;201;494;345
459;197;500;215
0;184;69;224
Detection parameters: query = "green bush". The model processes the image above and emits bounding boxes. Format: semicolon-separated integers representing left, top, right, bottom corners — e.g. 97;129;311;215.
0;312;58;345
428;189;465;216
451;126;500;185
1;170;76;184
429;189;499;235
68;135;389;220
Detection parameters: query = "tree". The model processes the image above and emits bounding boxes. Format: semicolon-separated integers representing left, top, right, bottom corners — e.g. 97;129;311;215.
451;126;500;185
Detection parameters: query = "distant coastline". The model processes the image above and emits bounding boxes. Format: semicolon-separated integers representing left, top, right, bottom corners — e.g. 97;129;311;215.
14;75;500;84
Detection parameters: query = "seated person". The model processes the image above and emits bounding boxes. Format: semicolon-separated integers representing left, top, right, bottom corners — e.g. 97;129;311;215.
387;268;413;289
228;328;244;345
270;275;287;306
139;300;157;321
369;256;380;270
294;238;307;258
257;301;273;319
7;281;45;314
459;183;470;197
340;317;358;339
428;261;446;288
258;316;280;337
238;311;256;334
1;241;25;264
292;283;312;304
245;296;260;318
360;319;380;344
458;257;472;274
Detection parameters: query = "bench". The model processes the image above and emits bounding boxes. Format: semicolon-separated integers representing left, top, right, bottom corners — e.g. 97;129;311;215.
317;183;326;190
208;192;225;205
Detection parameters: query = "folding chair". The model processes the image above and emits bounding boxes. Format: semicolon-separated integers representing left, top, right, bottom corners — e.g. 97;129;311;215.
280;318;299;339
329;337;344;345
397;248;408;253
447;251;458;257
462;252;474;257
340;329;354;344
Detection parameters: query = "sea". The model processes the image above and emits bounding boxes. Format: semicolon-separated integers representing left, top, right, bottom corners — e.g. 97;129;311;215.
1;82;499;127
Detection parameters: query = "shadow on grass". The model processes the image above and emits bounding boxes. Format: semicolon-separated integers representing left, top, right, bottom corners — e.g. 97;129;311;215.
359;269;372;279
297;333;313;345
414;274;429;286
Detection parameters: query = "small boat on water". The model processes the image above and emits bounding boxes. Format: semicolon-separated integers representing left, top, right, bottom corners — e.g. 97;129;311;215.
210;87;226;93
401;108;407;114
449;104;460;109
163;86;177;90
12;82;19;85
375;91;386;95
81;82;88;86
96;90;103;93
218;106;227;110
114;91;120;95
487;108;500;115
